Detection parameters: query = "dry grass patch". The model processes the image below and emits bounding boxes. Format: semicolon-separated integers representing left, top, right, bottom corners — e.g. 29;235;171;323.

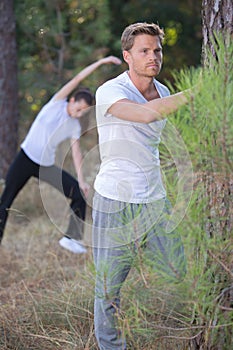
0;193;97;349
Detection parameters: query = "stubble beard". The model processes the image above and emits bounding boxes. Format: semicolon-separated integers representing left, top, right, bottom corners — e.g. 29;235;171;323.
133;63;161;79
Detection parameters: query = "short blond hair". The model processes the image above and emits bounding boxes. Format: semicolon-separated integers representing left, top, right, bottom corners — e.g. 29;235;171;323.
121;22;164;51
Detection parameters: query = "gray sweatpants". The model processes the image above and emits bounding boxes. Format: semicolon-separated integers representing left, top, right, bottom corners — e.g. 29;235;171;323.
92;192;186;350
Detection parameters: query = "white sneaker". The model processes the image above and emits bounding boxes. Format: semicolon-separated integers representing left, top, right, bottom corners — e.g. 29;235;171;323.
59;236;87;254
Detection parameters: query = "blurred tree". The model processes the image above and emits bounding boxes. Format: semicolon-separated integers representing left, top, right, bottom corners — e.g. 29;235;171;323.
0;0;18;179
108;0;202;81
14;0;203;127
14;0;116;127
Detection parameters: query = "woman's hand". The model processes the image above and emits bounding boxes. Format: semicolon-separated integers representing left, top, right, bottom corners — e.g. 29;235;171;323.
100;56;122;65
79;181;90;198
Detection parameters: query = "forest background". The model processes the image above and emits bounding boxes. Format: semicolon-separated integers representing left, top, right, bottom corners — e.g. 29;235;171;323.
15;0;202;123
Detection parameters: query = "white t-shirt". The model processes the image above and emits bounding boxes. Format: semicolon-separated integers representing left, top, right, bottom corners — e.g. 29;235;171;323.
21;97;81;166
94;71;170;203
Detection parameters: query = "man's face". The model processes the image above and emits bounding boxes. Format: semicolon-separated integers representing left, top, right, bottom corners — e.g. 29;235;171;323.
123;34;163;78
68;98;90;119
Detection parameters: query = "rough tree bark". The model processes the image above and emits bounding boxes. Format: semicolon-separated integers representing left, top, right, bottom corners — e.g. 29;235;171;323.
201;0;233;246
202;0;233;63
0;0;18;179
190;1;233;349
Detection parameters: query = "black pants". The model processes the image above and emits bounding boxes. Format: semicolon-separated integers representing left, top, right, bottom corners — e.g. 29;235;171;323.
0;149;86;242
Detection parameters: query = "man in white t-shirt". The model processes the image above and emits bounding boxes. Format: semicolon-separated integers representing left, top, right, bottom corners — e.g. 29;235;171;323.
0;56;122;254
92;23;190;349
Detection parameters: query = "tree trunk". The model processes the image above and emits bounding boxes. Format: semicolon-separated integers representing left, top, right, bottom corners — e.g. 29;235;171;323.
0;0;18;179
201;0;233;248
190;1;233;349
202;0;233;63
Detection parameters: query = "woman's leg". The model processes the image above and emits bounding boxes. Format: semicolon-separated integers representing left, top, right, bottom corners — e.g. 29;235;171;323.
0;150;38;242
39;165;86;240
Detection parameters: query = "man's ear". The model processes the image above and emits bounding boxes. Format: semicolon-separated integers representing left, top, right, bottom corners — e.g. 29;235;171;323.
69;96;75;103
123;50;130;64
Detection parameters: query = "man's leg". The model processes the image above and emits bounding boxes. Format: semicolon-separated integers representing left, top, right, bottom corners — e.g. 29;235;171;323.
92;192;134;350
94;246;132;350
144;199;187;282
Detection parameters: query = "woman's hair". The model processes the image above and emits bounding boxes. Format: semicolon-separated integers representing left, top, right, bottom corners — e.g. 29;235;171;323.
121;22;164;51
72;88;94;106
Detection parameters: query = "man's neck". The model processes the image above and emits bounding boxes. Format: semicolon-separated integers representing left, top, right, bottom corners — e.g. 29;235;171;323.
127;71;160;101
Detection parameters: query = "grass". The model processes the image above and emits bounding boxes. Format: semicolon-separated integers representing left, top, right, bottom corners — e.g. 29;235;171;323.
0;127;99;349
0;180;96;349
0;176;195;350
1;122;231;349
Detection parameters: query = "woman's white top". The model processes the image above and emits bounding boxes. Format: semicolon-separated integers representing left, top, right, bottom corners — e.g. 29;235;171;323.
21;97;81;166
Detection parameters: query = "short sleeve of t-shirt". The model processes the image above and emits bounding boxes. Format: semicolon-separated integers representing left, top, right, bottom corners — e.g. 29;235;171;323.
96;74;131;117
